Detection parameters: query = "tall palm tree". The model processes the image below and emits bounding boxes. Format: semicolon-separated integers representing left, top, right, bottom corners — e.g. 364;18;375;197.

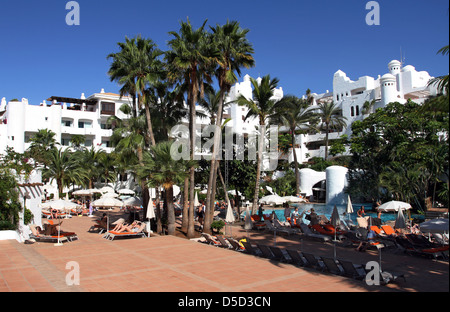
316;101;347;160
272;95;317;194
139;141;195;235
236;75;280;213
166;18;214;238
203;20;255;232
107;35;163;146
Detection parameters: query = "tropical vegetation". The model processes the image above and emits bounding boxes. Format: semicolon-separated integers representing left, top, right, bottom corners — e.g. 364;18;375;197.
5;25;446;236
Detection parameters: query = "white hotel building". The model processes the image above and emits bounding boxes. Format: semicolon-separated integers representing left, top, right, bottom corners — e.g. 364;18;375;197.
0;59;438;182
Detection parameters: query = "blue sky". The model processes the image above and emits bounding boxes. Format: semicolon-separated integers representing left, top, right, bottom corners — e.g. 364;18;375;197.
0;0;448;105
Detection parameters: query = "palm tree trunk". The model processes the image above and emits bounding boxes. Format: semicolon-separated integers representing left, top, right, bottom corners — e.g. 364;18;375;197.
252;124;265;214
166;186;175;235
187;81;197;239
324;123;330;160
205;90;225;234
144;103;157;146
291;128;300;194
181;177;189;232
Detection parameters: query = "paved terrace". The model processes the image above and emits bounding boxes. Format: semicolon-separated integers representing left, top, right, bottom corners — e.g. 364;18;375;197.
0;209;448;293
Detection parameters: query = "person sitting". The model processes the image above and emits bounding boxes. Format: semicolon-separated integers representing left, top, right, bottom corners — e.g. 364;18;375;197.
112;220;142;233
306;208;319;225
357;206;366;218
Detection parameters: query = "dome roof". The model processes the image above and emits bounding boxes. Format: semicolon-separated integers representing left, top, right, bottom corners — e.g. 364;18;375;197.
388;60;401;66
381;73;396;80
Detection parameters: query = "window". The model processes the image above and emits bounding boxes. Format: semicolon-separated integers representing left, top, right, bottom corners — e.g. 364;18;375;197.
61;138;70;146
61;119;72;127
78;121;92;128
350;106;354;117
355;105;359;116
101;102;115;115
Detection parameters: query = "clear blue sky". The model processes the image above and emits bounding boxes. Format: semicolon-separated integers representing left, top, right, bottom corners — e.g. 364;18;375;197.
0;0;448;104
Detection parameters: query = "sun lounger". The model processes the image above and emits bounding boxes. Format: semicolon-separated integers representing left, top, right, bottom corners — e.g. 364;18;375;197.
381;225;396;236
29;224;69;243
394;236;446;259
286;249;306;267
320;257;345;275
241;241;263;257
226;237;245;251
264;220;295;235
299;224;331;242
268;246;291;262
378;270;406;285
301;252;326;271
273;219;299;235
216;235;233;249
104;223;146;241
201;233;221;246
337;259;367;280
256;244;277;260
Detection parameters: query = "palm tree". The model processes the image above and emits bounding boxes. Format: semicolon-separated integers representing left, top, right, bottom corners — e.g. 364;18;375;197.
27;129;58;168
203;20;255;232
69;134;86;151
316;101;347;160
139;141;195;235
428;45;449;95
42;148;86;195
166;18;214;238
107;35;163;146
236;75;280;213
272;95;317;194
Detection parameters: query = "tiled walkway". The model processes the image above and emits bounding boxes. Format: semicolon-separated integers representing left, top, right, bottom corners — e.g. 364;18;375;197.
0;212;448;292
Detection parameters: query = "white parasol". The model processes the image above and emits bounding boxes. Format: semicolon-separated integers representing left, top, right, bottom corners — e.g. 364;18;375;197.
419;218;449;233
146;194;155;237
118;188;135;195
92;197;124;208
378;200;411;212
101;192;119;198
282;195;305;203
260;195;286;205
394;208;407;230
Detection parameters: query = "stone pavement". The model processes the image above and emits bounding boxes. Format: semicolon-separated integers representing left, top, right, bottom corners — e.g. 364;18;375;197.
0;210;448;293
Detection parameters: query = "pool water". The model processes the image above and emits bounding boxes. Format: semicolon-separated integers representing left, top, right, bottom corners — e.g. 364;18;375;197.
259;203;424;225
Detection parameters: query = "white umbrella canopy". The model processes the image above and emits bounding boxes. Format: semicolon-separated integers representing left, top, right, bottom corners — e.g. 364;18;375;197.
260;195;286;205
101;192;119;198
118;188;135;195
123;196;143;207
282;195;304;203
72;189;93;196
194;191;200;207
394;208;407;229
92;197;124;208
419;218;449;233
378;200;411;212
100;186;115;193
225;201;235;223
330;205;341;228
244;207;253;230
346;195;354;214
40;199;80;210
146;197;155;219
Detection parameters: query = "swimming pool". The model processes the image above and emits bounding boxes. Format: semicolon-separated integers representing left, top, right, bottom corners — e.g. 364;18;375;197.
259;203;424;224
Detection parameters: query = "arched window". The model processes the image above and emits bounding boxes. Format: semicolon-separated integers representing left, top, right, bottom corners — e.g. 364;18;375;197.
356;105;359;116
350;106;354;117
